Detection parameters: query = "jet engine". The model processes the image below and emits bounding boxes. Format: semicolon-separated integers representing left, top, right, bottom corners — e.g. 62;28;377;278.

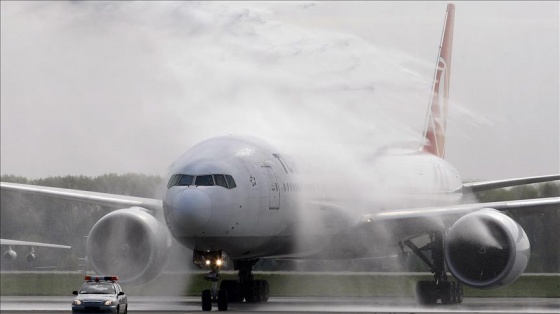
3;247;17;261
86;207;170;285
444;208;529;289
2;247;37;262
26;248;36;262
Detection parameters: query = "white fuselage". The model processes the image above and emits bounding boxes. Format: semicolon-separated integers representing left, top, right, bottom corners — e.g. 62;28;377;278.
162;136;463;260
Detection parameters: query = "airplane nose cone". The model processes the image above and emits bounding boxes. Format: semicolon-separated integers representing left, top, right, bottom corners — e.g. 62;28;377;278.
171;189;212;231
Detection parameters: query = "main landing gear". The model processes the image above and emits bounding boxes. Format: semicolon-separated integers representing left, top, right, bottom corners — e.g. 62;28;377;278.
220;259;269;304
400;231;463;305
194;251;270;311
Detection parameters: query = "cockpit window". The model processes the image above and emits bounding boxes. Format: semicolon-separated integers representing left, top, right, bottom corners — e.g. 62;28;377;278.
195;175;214;186
168;174;237;189
213;174;228;188
167;174;181;188
225;175;236;188
178;175;194;186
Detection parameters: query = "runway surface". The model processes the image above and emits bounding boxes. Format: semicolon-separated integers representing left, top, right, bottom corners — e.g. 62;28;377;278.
1;296;559;314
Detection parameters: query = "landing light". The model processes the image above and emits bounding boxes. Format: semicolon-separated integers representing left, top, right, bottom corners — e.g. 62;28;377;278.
216;259;223;267
205;260;211;266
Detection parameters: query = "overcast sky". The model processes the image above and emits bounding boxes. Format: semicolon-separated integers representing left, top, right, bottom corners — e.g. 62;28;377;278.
1;1;558;181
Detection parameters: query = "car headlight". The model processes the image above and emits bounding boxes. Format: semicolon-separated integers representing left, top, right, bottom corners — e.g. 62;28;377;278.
104;300;116;306
73;300;82;305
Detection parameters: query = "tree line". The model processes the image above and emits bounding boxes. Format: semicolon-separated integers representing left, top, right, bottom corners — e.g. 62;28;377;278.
1;174;558;272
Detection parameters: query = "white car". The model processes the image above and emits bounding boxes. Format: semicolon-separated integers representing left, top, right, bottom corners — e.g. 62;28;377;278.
72;276;128;314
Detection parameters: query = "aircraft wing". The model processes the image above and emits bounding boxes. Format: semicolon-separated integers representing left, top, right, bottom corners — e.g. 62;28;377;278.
361;197;560;223
299;196;559;261
461;174;560;193
0;182;163;212
1;239;71;249
310;196;559;240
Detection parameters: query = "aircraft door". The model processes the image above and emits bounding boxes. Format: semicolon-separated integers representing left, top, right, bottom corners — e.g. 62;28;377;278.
262;166;280;210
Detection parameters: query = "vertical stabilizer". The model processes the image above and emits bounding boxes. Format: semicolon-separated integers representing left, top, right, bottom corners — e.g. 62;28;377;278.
421;3;455;158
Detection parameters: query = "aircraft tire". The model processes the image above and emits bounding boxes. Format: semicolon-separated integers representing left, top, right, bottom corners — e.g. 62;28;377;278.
245;281;258;303
456;283;464;303
450;282;458;303
220;280;243;303
440;282;453;304
261;280;269;302
218;289;228;311
202;289;212;311
415;281;436;305
256;280;264;302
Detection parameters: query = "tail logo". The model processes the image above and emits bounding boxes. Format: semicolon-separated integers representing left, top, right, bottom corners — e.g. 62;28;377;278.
422;3;455;158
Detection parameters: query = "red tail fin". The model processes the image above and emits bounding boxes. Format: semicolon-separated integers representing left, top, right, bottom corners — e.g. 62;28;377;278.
421;3;455;158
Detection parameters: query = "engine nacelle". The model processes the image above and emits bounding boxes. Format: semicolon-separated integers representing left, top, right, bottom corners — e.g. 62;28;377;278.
3;247;17;261
26;251;36;262
445;208;530;289
86;207;170;285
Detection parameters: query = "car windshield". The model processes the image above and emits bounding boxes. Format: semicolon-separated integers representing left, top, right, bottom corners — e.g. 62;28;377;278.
80;282;115;294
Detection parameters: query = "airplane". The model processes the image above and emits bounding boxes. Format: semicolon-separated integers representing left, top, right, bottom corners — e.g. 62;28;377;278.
1;239;71;262
1;3;559;311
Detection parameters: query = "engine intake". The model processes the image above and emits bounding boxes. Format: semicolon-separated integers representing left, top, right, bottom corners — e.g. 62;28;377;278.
86;207;170;285
445;209;529;289
3;247;17;261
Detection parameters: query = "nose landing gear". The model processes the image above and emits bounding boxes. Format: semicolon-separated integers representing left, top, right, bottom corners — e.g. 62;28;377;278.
195;252;270;311
195;250;228;311
202;269;228;311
